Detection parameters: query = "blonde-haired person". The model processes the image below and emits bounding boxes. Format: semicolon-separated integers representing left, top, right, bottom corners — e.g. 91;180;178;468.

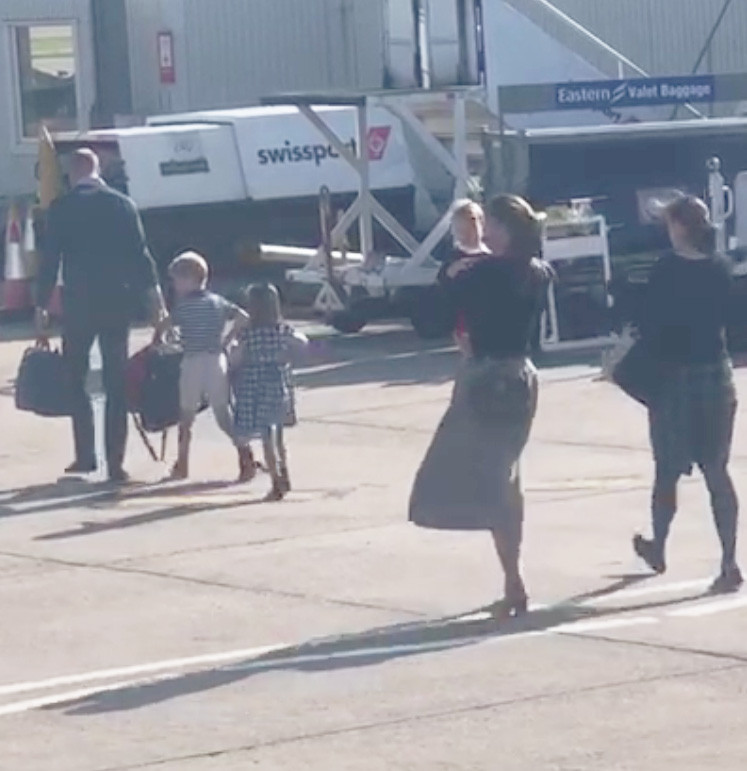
232;283;308;500
444;199;490;355
451;199;487;255
160;251;250;480
410;194;554;619
633;195;742;593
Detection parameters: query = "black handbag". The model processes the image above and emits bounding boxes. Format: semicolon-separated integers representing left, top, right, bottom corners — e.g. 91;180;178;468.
15;344;73;417
611;338;663;407
139;345;183;433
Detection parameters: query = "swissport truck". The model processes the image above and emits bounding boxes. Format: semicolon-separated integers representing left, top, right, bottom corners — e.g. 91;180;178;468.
52;105;417;293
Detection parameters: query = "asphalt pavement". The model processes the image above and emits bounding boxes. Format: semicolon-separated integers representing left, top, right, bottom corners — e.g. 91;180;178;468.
1;321;747;770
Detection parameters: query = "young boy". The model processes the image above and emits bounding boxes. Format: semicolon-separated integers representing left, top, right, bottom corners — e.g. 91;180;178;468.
161;251;251;480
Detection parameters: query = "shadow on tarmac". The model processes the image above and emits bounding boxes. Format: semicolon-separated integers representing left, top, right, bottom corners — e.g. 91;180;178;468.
0;476;360;539
42;574;718;718
0;479;257;529
294;330;599;391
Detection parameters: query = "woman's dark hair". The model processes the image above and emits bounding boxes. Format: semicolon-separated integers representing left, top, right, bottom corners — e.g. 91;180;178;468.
664;195;717;254
485;194;553;284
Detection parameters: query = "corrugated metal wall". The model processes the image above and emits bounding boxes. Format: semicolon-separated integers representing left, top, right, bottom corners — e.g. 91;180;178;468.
521;0;747;77
125;0;190;116
0;0;96;201
125;0;385;118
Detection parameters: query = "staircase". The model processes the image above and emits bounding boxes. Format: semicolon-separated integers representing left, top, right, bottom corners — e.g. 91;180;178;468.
500;0;645;79
402;0;665;185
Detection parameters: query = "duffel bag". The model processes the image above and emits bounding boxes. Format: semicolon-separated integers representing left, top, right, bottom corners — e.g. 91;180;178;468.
139;344;183;433
15;343;73;417
125;344;151;414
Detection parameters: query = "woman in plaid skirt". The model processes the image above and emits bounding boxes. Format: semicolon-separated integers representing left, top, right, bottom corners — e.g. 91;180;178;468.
634;195;741;593
232;284;307;500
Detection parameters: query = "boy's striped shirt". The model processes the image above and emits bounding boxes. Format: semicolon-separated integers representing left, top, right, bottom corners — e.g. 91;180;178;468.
172;290;235;354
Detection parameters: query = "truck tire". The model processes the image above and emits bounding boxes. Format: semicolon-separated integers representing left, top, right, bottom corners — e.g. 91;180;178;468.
409;288;453;340
329;310;367;334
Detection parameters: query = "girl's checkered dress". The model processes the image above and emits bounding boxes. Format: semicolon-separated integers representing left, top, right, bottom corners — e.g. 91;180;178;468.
234;324;298;441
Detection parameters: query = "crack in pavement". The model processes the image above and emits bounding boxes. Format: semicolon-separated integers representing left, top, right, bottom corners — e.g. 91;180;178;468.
305;415;653;457
91;657;747;771
561;629;747;666
0;549;425;619
105;522;400;565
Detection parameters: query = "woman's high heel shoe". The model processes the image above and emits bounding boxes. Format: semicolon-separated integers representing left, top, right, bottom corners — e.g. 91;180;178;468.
490;595;528;622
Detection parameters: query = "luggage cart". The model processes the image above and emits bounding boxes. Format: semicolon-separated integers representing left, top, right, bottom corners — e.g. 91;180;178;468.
540;202;616;353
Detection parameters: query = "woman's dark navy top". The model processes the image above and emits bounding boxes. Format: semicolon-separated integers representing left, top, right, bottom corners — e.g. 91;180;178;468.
441;255;550;359
641;251;732;365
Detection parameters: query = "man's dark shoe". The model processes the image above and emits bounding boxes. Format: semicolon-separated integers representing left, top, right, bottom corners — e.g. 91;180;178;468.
107;468;131;485
65;460;97;474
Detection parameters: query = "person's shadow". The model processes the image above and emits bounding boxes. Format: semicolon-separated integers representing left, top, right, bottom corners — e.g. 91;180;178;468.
0;478;241;526
44;573;714;718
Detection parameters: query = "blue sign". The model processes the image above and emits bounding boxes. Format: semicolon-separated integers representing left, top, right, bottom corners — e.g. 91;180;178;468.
555;75;715;111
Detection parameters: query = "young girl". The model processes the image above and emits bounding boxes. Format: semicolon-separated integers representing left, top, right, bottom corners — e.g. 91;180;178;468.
232;283;307;500
444;200;490;355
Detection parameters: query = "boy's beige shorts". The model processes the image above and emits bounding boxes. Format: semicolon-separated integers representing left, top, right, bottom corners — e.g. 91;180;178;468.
180;352;230;414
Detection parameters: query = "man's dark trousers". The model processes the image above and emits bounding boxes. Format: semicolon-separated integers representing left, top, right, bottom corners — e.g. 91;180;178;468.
63;304;129;473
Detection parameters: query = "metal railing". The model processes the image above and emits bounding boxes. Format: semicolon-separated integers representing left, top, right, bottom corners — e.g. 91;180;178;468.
503;0;704;118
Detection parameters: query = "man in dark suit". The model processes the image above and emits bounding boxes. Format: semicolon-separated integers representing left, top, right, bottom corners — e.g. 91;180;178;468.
36;149;165;482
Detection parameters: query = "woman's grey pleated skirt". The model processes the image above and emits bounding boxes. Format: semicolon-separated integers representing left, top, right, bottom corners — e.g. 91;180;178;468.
409;357;538;534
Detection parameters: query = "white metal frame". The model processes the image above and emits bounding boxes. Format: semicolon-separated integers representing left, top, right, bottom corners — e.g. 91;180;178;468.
7;19;85;151
540;213;616;353
278;89;475;315
706;157;735;255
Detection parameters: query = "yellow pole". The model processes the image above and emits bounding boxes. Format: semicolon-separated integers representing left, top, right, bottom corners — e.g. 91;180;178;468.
37;125;62;211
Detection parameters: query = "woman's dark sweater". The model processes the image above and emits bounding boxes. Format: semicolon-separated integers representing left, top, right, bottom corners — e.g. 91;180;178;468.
441;255;550;359
641;251;731;365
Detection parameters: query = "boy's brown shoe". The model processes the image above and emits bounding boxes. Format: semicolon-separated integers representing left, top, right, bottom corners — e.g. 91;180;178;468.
169;459;189;481
238;446;256;483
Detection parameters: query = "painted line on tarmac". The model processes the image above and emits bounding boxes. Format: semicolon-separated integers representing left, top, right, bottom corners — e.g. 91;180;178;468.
0;579;739;718
0;614;662;718
0;672;184;718
0;631;548;717
553;616;658;634
0;604;549;700
0;643;288;698
587;579;711;605
668;596;747;618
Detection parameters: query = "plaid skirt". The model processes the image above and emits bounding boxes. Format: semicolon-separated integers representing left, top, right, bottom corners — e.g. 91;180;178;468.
234;362;297;440
409;357;538;533
649;358;737;476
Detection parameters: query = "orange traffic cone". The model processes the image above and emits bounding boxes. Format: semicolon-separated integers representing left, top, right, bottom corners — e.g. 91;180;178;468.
3;203;31;311
23;206;38;281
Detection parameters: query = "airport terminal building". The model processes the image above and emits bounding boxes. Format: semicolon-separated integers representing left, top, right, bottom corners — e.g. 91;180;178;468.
4;0;747;206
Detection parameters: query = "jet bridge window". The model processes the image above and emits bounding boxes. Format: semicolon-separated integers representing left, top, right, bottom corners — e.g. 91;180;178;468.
12;24;80;140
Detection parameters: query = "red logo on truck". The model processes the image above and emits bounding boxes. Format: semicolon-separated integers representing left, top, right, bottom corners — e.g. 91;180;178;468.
367;126;391;161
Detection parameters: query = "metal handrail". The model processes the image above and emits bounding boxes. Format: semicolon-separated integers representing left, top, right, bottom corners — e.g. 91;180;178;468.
518;0;705;119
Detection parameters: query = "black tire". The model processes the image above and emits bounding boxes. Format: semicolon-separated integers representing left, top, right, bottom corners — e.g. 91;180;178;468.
329;310;367;334
409;288;454;340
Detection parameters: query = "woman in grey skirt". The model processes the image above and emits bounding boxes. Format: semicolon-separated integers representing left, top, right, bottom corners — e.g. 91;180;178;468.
409;195;553;620
633;195;742;593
